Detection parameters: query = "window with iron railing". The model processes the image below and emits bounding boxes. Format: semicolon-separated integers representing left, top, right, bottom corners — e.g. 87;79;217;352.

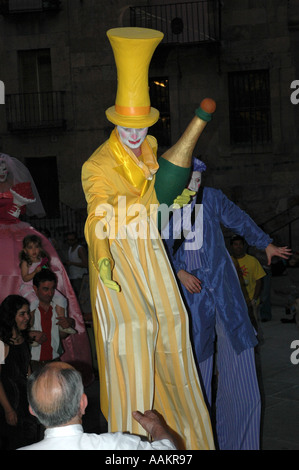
228;70;272;146
149;77;171;147
6;49;66;131
130;1;221;45
6;91;66;131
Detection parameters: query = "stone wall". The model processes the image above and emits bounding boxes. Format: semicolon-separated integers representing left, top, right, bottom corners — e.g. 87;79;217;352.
0;0;298;247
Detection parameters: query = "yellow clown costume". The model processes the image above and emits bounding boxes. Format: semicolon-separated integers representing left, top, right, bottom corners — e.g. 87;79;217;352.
82;27;215;450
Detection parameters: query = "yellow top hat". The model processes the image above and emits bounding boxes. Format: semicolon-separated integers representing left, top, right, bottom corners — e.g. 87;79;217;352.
105;27;164;128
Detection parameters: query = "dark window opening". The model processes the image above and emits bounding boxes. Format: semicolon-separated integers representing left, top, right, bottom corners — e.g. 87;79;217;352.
149;77;171;147
25;156;60;218
228;70;272;146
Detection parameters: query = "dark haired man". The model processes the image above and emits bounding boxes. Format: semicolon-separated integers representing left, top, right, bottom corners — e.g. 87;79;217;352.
30;270;75;371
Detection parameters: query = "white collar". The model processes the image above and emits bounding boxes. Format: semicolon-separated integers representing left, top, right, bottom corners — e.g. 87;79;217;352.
44;424;83;439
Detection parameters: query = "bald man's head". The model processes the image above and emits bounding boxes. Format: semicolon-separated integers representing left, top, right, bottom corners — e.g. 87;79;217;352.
27;362;86;428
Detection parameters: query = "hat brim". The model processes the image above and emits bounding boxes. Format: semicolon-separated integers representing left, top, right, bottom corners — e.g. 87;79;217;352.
105;106;160;128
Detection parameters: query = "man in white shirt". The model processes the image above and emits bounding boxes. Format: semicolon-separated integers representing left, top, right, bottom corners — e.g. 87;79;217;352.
18;361;177;450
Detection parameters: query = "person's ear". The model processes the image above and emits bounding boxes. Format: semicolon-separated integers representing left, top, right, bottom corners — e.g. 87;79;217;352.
79;393;88;416
29;405;36;417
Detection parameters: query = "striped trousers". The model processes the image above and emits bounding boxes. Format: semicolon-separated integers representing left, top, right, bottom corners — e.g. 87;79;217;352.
92;220;214;450
198;316;261;450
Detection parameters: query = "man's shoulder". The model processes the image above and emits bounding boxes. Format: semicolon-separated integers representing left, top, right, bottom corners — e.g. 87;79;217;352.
17;430;141;451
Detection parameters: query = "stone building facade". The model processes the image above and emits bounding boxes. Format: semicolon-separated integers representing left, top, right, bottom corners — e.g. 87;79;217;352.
0;0;298;247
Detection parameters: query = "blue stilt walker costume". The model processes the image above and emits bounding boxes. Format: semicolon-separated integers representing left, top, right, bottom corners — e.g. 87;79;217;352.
163;159;273;449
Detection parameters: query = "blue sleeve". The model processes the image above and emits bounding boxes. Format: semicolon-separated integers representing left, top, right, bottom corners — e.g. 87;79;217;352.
162;216;188;273
214;189;272;250
169;246;188;273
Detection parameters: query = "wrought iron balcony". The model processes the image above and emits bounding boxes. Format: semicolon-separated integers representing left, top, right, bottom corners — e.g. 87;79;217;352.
6;91;66;131
130;0;221;46
0;0;61;14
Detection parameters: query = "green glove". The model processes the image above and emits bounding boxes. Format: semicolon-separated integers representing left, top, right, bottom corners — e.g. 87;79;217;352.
172;188;196;209
98;258;120;292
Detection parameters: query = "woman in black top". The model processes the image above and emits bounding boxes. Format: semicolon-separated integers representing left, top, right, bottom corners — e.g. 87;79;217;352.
0;295;39;449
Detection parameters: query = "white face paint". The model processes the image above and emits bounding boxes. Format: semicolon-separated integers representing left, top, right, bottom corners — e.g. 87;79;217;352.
188;171;201;192
117;126;148;150
0;160;8;183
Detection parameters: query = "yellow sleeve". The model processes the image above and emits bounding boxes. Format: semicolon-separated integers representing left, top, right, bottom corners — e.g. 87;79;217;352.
81;155;115;271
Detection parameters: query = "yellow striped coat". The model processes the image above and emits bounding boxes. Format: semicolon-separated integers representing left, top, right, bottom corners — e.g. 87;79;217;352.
82;129;214;450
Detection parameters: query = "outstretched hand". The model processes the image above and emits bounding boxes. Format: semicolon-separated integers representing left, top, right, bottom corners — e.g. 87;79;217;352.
265;243;292;265
98;258;120;292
